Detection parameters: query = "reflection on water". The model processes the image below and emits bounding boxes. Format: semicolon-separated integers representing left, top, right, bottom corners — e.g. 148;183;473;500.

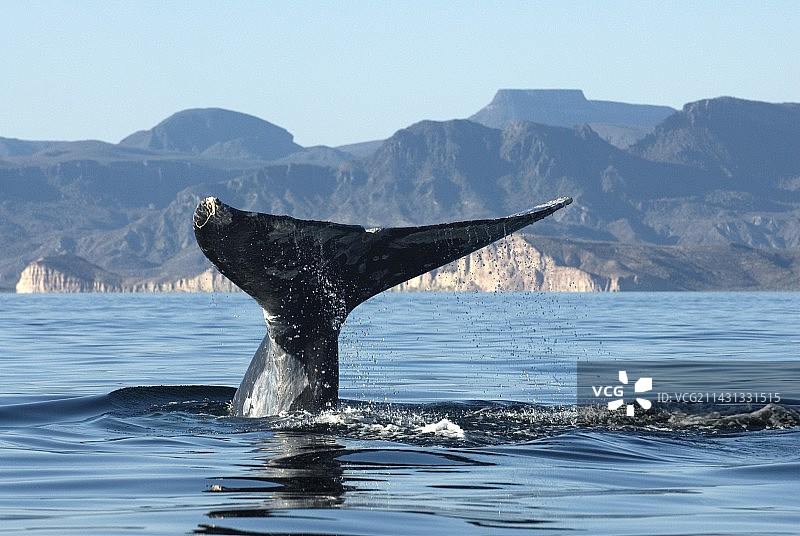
196;423;800;535
206;432;347;516
199;431;501;534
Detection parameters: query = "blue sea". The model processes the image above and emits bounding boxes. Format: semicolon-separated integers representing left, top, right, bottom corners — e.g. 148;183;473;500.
1;292;798;535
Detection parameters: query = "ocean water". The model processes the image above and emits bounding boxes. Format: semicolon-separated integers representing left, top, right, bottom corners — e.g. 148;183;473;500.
0;292;798;535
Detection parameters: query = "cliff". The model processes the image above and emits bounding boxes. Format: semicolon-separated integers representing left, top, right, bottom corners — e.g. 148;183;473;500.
15;256;239;293
16;255;123;293
126;268;240;293
14;243;599;294
14;238;799;293
393;235;617;292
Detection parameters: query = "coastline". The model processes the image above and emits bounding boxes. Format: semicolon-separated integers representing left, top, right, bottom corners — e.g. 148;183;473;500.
11;235;800;293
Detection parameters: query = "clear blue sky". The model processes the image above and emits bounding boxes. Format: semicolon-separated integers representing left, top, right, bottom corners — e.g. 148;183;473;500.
2;1;798;147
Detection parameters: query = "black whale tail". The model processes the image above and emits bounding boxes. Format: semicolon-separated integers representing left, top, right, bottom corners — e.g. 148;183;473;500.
193;196;572;416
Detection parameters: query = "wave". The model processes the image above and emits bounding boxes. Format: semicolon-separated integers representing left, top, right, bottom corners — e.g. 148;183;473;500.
1;386;797;443
258;400;800;445
0;386;234;426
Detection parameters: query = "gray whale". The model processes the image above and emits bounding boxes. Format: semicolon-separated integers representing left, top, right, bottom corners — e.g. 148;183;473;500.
193;196;572;417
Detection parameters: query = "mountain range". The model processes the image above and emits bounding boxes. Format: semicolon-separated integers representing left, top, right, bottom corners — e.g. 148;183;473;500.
2;89;799;292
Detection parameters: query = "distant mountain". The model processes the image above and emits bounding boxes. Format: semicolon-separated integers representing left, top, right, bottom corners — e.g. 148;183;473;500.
359;119;511;222
335;139;384;159
2;92;799;292
0;137;56;158
336;91;677;159
470;89;675;131
119;108;302;161
631;97;800;187
5;140;165;164
358;118;716;240
270;145;356;167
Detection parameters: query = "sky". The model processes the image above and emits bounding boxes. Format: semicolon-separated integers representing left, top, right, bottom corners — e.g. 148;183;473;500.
1;1;798;147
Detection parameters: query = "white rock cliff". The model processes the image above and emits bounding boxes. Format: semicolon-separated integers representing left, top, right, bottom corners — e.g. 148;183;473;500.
15;238;609;293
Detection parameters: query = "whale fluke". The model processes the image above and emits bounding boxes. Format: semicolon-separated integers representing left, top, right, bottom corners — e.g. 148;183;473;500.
193;196;572;416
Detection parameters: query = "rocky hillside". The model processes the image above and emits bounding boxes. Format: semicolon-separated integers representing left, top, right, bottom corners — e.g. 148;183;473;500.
2;92;799;292
631;97;800;184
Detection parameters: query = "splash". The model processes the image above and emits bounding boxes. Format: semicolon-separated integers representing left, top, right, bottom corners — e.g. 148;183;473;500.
418;418;465;439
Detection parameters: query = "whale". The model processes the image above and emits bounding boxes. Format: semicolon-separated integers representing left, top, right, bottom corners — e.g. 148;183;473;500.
193;196;572;417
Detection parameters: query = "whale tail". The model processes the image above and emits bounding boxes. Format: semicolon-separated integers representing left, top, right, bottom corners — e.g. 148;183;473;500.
193;196;572;416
